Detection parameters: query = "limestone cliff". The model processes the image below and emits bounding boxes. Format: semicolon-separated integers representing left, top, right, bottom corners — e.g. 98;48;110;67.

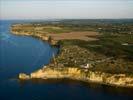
10;25;58;45
19;67;133;87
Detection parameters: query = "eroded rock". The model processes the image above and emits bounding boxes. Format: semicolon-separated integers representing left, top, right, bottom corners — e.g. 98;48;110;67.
19;73;30;80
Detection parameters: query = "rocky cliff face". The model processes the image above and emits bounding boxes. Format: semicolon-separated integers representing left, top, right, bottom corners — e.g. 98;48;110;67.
11;26;58;45
19;67;133;87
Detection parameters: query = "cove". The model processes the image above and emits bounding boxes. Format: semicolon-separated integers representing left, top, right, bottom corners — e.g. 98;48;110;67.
0;20;58;79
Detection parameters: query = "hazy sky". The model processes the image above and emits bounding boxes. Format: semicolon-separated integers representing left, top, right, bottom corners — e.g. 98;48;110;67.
0;0;133;19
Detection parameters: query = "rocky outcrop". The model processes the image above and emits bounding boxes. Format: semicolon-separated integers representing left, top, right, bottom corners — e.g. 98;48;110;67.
19;67;133;87
19;73;30;80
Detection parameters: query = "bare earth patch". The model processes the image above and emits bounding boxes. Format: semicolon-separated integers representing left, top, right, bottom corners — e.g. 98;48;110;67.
49;31;99;41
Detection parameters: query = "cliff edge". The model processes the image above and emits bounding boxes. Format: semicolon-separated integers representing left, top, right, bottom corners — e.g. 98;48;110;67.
19;67;133;87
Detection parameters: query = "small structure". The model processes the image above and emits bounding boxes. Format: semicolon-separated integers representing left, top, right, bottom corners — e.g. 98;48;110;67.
129;32;133;34
98;28;102;30
122;43;129;46
80;63;93;69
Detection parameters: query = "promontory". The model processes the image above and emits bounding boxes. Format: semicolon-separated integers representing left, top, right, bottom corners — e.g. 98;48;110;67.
11;20;133;87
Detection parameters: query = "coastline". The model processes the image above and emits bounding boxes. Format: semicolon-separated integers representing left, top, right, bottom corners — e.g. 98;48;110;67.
10;26;58;46
11;24;133;88
19;67;133;88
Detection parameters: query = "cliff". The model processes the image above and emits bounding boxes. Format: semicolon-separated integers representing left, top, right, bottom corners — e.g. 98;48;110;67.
19;67;133;87
11;25;58;45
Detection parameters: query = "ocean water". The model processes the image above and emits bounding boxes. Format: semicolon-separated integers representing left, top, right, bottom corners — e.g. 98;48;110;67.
0;20;133;100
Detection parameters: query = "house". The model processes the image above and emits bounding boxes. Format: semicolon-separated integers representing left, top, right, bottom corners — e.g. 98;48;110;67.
122;43;129;46
80;63;93;69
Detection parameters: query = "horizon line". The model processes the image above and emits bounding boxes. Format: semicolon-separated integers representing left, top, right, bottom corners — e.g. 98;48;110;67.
1;18;133;20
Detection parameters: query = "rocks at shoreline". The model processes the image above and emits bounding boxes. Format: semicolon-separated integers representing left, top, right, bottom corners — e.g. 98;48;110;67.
19;67;133;87
19;73;30;80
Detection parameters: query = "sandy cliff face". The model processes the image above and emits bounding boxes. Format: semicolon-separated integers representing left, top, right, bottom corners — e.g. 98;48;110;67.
11;27;58;45
31;67;82;79
19;67;133;87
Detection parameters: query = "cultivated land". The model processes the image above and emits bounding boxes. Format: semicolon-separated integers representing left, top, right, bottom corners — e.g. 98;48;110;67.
48;31;99;41
11;23;99;41
11;19;133;87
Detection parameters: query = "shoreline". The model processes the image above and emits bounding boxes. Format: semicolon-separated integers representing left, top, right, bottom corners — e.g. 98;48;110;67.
11;24;133;88
10;30;59;46
19;67;133;88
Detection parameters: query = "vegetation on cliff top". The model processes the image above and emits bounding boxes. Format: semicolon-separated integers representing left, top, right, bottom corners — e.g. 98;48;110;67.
11;19;133;75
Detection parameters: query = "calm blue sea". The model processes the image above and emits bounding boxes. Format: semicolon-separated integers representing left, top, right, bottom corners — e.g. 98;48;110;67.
0;20;133;100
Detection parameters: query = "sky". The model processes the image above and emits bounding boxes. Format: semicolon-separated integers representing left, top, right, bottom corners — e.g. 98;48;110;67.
0;0;133;19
